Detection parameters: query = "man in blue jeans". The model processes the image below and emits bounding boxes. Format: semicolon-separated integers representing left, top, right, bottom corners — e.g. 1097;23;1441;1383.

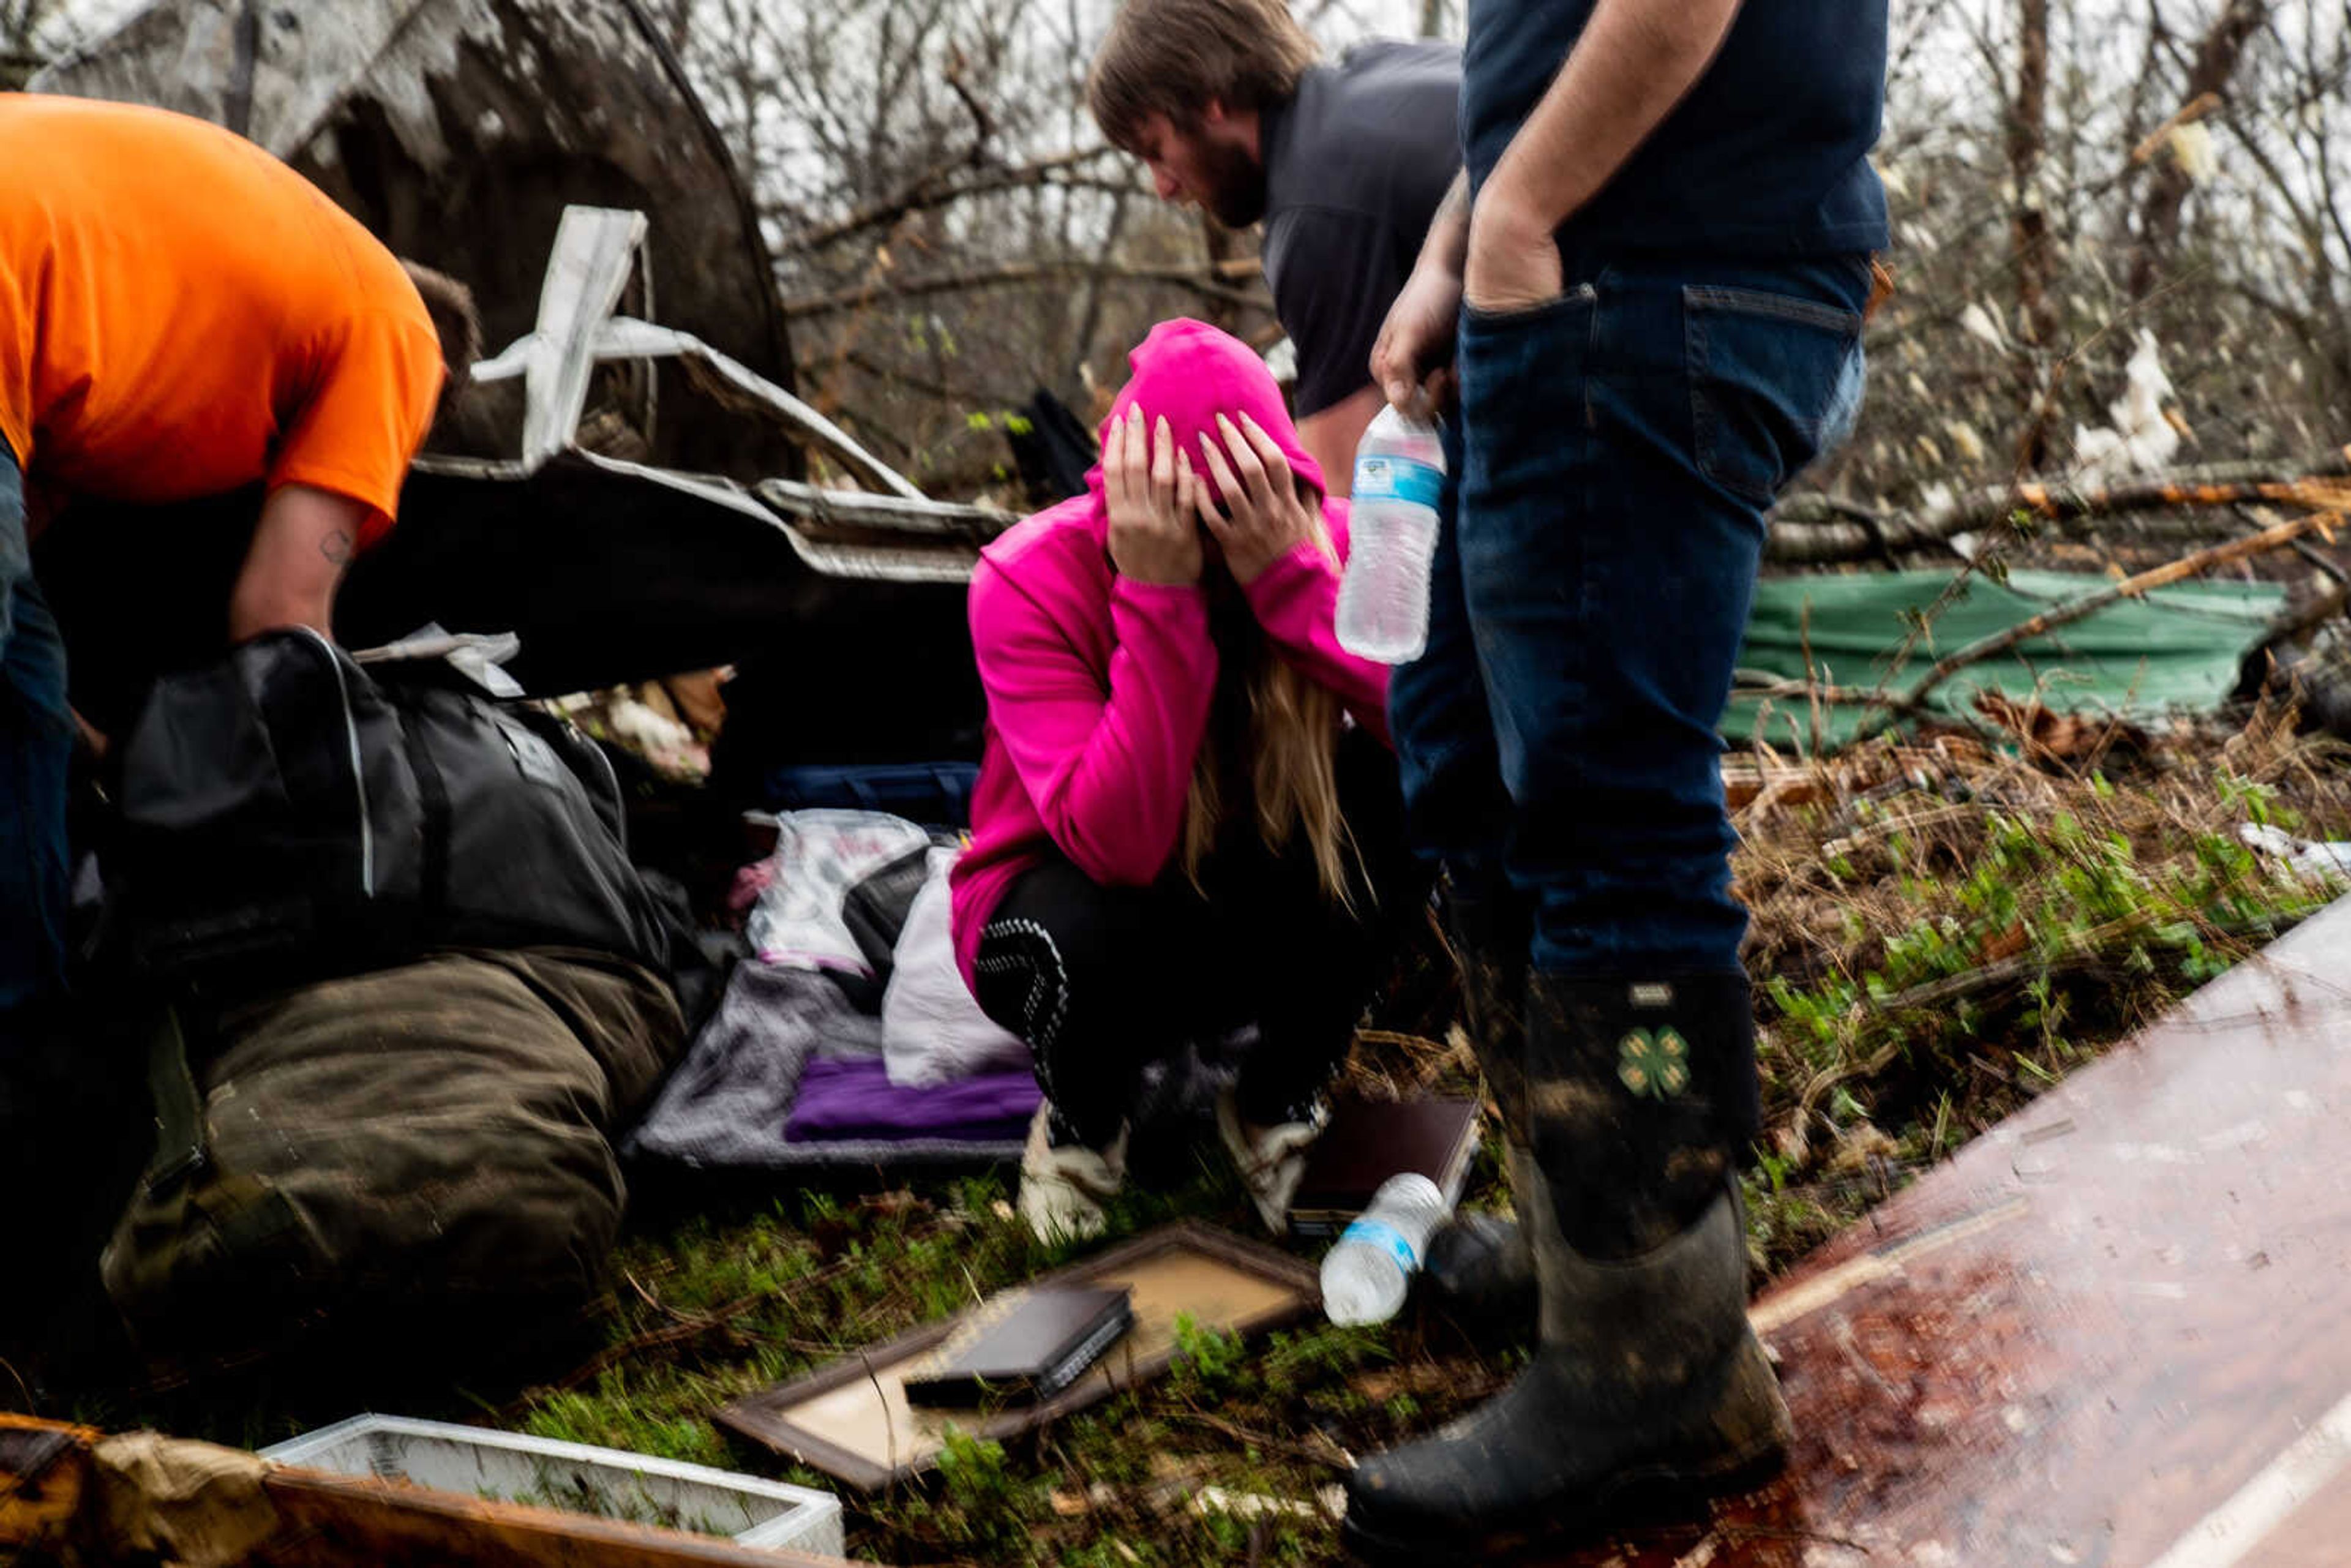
1341;0;1885;1557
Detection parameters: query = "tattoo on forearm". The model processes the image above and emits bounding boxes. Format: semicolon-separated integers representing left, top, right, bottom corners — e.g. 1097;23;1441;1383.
320;530;355;566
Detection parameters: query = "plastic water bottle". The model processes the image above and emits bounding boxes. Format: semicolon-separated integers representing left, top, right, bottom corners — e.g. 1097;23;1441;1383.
1335;403;1445;664
1321;1172;1452;1326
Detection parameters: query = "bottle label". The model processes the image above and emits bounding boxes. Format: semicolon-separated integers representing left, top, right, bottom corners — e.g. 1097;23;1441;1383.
1337;1216;1420;1273
1352;456;1443;511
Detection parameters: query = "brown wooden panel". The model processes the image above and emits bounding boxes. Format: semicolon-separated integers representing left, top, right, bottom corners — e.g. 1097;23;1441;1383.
0;1414;857;1568
1528;895;2351;1566
257;1471;857;1568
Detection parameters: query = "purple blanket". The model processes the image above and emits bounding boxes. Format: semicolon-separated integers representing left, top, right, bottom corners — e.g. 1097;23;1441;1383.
784;1056;1040;1144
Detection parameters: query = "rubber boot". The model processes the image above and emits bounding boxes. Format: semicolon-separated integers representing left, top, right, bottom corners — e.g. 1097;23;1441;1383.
1342;973;1787;1563
1420;869;1535;1330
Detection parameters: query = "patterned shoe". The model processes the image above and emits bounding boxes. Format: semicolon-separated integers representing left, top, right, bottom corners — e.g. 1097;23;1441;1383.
1215;1085;1327;1233
1017;1103;1128;1243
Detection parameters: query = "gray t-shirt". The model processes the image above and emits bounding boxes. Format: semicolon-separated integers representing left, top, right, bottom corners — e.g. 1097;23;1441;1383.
1261;40;1462;419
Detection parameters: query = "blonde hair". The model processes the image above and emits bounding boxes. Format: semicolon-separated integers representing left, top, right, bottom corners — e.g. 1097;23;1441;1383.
1087;0;1319;151
1179;511;1360;907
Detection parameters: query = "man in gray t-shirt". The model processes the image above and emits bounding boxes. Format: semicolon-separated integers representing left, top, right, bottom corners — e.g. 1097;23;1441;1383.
1088;0;1458;493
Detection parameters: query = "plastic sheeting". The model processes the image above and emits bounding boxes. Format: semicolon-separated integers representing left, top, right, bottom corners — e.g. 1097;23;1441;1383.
1728;569;2284;751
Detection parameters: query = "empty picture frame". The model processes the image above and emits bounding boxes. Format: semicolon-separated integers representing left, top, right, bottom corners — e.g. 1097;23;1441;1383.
716;1222;1321;1490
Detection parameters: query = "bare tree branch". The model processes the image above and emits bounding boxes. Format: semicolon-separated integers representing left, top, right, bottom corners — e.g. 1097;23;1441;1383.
781;258;1271;321
781;147;1123;252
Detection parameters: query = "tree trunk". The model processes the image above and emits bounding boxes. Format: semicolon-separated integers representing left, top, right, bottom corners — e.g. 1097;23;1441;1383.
2128;0;2269;300
2008;0;2060;470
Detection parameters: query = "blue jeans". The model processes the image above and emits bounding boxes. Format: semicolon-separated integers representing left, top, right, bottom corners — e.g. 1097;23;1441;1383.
1392;252;1869;978
1;445;72;1024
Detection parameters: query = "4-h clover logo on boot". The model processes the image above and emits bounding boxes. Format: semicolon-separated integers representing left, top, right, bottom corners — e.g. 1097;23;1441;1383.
1617;1027;1690;1098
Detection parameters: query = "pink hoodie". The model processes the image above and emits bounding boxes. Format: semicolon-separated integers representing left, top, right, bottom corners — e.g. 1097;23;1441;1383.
950;318;1392;987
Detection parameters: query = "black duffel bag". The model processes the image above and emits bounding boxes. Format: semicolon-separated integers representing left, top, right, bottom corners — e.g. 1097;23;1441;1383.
105;628;675;996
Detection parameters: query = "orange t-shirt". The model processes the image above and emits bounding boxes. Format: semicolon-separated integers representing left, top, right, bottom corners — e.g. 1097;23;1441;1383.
0;95;443;546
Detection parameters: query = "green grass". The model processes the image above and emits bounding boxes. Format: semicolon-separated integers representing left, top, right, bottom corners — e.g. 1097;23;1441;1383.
494;1165;1513;1564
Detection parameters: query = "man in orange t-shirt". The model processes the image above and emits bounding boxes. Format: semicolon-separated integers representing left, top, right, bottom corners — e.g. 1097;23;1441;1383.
1;94;467;1036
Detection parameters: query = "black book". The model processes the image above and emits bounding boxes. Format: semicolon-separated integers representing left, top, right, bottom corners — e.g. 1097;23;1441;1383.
902;1286;1134;1408
1286;1097;1483;1237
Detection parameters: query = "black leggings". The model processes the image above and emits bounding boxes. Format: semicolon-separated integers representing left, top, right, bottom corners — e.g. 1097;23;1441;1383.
971;727;1427;1147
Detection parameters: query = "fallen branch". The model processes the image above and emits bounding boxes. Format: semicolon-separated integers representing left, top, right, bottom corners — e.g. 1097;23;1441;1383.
2237;503;2351;589
1733;676;1922;711
1768;445;2351;564
782;258;1270;321
1875;504;2344;729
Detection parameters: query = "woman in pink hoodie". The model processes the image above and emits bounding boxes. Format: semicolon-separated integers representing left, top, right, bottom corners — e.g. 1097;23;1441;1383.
950;320;1422;1240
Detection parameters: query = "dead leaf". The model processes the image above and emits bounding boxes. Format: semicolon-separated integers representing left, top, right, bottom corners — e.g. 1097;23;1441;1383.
1973;693;2146;762
1979;921;2028;962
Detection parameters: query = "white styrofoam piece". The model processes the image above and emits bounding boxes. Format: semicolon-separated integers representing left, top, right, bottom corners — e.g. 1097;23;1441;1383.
260;1413;844;1558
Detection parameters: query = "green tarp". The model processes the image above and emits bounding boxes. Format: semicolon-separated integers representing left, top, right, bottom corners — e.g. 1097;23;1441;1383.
1727;569;2284;751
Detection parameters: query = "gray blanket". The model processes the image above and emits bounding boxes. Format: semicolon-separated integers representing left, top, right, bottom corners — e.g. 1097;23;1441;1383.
623;961;1027;1169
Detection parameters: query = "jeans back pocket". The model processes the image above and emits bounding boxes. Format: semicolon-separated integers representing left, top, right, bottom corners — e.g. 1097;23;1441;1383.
1685;285;1864;507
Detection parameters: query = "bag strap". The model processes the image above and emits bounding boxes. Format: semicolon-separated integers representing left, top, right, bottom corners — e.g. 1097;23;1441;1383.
397;692;454;923
140;1005;208;1196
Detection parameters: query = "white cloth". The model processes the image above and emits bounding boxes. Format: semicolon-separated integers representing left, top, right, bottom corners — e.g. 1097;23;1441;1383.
746;810;934;971
882;846;1031;1087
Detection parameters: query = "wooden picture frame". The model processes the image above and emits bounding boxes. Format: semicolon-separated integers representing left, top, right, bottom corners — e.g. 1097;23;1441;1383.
716;1221;1321;1490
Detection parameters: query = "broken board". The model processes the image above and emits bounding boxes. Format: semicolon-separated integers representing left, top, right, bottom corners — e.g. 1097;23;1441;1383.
0;1414;856;1567
718;1221;1320;1490
1530;892;2351;1566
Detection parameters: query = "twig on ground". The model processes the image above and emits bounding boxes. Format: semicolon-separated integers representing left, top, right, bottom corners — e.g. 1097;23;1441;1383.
1170;1410;1355;1474
1794;1040;1905;1124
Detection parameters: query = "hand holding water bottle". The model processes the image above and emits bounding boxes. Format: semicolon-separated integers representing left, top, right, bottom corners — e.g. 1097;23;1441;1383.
1335;404;1445;665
